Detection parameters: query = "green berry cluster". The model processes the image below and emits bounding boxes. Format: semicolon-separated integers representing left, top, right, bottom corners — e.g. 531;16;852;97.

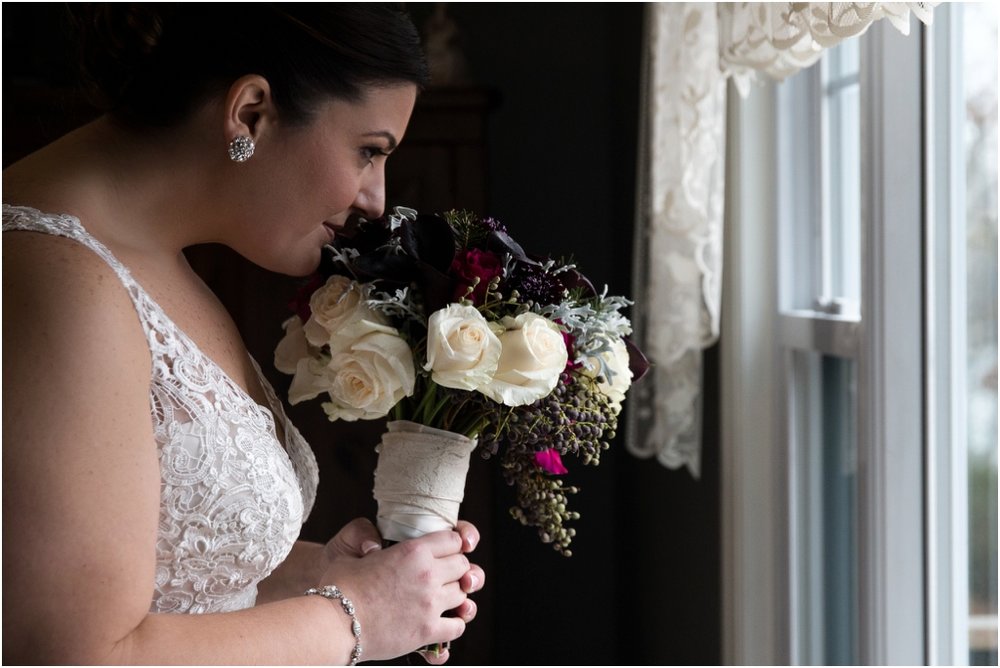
501;457;579;557
482;371;616;464
476;371;619;556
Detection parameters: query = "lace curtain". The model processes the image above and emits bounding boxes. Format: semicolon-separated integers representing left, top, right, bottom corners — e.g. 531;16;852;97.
627;3;936;476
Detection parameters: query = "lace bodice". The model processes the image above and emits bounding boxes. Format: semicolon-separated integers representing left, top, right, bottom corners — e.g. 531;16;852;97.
3;204;319;614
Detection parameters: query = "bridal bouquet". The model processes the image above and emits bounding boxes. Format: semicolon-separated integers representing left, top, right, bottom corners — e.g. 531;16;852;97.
275;207;647;556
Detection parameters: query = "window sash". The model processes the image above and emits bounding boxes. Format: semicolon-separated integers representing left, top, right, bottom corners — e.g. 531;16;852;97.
856;21;926;664
723;21;929;666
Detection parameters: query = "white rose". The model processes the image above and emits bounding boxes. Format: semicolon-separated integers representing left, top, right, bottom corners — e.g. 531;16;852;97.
321;320;416;421
287;355;337;405
424;304;503;391
303;275;382;347
274;316;312;374
479;312;568;407
583;337;633;414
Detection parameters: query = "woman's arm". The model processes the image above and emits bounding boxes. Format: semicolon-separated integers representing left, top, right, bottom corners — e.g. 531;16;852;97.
257;523;486;606
2;235;473;664
257;518;387;605
256;541;326;604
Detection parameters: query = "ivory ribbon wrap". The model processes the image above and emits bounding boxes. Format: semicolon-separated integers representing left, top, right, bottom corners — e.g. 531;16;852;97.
373;420;477;542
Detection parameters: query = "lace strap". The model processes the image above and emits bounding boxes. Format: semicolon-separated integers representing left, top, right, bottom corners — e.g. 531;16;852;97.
3;204;163;348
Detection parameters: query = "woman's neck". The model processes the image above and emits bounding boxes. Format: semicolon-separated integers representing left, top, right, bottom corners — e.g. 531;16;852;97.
3;112;224;257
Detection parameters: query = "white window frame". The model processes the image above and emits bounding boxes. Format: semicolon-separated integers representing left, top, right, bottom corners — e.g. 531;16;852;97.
924;4;971;665
722;21;928;666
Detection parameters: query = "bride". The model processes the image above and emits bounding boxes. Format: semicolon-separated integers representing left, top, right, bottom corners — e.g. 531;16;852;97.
2;4;483;664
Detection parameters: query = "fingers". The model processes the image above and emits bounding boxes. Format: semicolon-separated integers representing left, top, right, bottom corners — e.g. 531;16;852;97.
432;618;467;647
460;563;485;594
418;528;465;558
327;518;383;559
414;616;465;664
416;522;481;558
454;521;480;553
438;553;472;584
451;597;478;624
417;646;450;665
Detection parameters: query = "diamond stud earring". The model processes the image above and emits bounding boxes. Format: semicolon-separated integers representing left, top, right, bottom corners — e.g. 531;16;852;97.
228;135;255;162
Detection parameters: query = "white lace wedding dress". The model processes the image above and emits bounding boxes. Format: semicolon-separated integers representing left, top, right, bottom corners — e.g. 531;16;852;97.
3;204;319;614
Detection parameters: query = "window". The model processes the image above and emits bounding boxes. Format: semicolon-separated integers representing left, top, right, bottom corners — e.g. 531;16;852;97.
927;4;999;665
777;38;863;665
961;7;998;663
722;8;998;665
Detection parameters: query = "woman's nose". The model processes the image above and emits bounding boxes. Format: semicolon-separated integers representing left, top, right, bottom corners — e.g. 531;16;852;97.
353;167;386;220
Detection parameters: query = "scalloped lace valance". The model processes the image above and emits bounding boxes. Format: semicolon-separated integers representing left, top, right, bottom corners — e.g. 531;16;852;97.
626;3;936;476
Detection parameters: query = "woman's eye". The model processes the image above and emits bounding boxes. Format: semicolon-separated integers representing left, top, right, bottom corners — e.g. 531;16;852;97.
361;146;389;164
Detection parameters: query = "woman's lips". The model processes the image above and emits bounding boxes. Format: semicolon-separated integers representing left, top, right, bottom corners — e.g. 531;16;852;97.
323;222;341;241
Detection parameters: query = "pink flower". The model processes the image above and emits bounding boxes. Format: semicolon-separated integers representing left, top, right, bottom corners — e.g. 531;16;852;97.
534;448;568;475
451;249;503;305
559;327;582;376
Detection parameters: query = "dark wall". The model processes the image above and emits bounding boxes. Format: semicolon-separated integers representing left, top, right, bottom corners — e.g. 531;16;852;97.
409;6;721;664
3;3;720;665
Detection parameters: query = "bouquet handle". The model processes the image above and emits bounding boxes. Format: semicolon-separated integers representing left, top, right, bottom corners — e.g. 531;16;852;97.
372;420;477;659
373;420;477;542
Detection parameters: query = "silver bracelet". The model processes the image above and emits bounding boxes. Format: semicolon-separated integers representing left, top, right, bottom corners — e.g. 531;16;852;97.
305;585;363;665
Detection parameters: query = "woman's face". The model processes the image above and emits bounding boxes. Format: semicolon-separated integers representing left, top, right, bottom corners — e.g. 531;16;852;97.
230;83;418;276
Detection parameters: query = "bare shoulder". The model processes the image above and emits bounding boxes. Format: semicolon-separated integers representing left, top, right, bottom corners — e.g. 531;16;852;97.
2;228;155;460
3;230;149;357
2;228;153;438
3;230;161;661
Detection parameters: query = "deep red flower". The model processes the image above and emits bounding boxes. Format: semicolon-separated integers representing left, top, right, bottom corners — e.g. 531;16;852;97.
450;248;503;305
289;273;326;322
559;327;582;375
534;448;569;475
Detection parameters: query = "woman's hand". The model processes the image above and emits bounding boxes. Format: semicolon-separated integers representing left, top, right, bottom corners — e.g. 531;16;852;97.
416;520;486;665
316;519;485;663
322;517;384;560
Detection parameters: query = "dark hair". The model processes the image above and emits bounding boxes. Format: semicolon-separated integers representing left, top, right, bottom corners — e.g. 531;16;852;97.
70;3;430;128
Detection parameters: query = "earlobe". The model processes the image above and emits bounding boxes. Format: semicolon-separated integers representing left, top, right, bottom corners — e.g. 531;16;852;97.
223;74;275;146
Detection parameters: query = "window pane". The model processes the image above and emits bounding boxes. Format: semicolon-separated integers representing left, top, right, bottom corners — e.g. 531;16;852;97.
822;40;861;314
963;3;999;664
792;352;859;664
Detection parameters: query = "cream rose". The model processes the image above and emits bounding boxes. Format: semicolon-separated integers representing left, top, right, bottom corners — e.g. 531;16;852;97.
287;355;338;405
583;337;633;414
479;312;568;407
303;275;382;347
320;320;416;421
274;316;312;374
424;304;503;391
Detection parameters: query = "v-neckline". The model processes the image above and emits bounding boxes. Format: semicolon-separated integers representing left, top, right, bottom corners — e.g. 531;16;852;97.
3;204;291;451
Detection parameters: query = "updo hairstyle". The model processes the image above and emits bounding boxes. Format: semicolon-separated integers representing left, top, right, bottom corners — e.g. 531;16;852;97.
70;3;430;129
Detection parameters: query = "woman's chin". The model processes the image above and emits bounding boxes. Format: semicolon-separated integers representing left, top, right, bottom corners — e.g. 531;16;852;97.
255;249;322;278
285;257;322;278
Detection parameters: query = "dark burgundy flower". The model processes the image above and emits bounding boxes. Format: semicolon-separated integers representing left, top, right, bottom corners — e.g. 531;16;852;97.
560;329;582;375
505;262;565;305
451;248;503;305
288;273;325;322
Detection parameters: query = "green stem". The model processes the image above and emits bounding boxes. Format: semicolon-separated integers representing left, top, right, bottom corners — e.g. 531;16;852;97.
465;415;491;439
441;399;463;432
411;379;437;423
424;389;452;427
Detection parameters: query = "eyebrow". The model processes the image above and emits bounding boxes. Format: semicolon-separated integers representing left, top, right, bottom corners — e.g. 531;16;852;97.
363;131;398;152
